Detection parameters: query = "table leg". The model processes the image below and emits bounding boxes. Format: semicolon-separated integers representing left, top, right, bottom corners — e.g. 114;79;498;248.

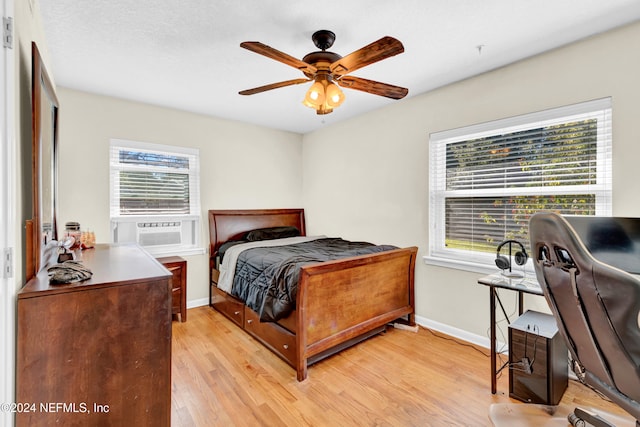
490;287;497;394
518;291;524;316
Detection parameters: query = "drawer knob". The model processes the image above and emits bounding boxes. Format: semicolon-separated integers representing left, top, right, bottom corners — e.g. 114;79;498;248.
234;311;240;315
283;344;289;350
247;319;253;324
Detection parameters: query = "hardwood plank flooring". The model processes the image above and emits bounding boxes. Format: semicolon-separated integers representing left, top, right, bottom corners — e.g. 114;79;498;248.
171;307;627;426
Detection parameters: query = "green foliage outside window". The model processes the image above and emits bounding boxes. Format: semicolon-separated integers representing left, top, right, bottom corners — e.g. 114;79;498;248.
445;119;598;253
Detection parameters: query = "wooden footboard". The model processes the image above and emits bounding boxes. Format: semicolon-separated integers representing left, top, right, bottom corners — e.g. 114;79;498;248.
208;208;418;381
295;246;418;381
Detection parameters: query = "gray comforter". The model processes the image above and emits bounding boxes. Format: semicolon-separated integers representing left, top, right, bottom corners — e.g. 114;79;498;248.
231;238;397;322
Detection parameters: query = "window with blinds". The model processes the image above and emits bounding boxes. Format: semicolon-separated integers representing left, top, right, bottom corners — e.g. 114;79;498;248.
428;98;612;271
109;139;202;256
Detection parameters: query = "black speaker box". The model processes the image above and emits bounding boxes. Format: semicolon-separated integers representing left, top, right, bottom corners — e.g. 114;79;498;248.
508;310;568;405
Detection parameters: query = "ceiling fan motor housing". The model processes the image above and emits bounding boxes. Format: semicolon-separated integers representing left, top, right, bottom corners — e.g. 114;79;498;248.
304;30;342;76
311;30;336;50
302;51;341;77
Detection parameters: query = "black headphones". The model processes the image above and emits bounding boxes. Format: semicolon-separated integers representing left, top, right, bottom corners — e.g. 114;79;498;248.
495;240;529;271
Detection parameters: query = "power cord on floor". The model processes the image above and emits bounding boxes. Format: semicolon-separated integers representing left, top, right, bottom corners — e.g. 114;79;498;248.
424;327;491;358
489;289;520;381
420;289;539;383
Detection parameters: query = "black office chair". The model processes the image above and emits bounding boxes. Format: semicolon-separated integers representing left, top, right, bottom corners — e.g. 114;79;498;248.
529;212;640;427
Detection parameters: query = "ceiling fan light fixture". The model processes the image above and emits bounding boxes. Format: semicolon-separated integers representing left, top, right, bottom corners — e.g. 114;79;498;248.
303;80;325;108
303;75;345;114
326;82;345;108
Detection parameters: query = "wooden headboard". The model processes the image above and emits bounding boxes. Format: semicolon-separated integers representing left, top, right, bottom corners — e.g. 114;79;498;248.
208;209;306;257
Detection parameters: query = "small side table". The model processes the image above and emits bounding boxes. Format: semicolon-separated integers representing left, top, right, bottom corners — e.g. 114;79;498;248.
477;272;543;394
158;256;187;322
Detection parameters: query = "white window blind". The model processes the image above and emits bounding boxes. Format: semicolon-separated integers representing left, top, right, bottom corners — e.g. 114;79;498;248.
109;139;202;256
428;98;612;270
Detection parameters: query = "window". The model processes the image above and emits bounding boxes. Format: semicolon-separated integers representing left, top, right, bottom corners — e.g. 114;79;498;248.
109;139;203;256
428;98;612;272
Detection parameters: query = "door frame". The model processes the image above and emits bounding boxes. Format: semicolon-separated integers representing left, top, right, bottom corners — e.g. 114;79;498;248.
1;0;16;426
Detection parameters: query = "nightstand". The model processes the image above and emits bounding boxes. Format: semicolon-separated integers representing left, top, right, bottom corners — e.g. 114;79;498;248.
157;256;187;322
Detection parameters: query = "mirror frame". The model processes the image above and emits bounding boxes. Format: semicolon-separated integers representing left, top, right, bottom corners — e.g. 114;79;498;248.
29;42;59;277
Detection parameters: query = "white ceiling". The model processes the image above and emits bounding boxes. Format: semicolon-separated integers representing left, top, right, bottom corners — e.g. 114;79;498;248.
38;0;640;134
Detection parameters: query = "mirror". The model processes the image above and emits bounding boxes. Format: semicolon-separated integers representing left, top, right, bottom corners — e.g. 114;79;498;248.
29;42;59;278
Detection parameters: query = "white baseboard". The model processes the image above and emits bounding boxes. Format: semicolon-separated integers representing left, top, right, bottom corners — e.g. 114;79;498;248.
187;297;209;309
415;314;508;352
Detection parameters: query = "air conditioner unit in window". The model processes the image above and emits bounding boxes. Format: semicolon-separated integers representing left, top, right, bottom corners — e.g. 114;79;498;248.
111;216;199;256
136;221;182;247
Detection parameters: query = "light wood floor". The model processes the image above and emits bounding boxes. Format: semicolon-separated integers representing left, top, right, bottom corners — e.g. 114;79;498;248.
171;306;627;426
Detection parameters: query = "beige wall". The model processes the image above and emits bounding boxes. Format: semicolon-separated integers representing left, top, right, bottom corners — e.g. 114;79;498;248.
52;20;640;342
302;21;640;340
56;89;304;304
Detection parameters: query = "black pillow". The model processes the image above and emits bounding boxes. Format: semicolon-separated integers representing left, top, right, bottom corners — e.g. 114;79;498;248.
218;240;248;261
244;226;300;242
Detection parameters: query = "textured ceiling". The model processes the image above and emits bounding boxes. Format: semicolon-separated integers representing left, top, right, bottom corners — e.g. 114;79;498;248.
38;0;640;134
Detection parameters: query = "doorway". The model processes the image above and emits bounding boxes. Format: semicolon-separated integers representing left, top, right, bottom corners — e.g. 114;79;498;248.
1;0;16;426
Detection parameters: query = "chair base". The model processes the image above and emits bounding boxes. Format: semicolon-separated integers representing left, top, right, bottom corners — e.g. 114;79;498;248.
489;403;637;427
570;407;615;427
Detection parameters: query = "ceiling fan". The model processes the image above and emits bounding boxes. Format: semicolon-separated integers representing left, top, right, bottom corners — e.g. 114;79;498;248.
239;30;409;115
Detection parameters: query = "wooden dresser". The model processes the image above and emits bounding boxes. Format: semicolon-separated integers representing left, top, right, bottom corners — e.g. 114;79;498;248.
157;256;187;322
16;244;172;427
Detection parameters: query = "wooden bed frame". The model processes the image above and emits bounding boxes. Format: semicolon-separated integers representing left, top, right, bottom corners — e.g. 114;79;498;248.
208;208;418;381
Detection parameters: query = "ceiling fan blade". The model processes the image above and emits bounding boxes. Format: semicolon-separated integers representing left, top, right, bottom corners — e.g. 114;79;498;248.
240;42;317;75
239;78;311;96
330;36;404;77
337;76;408;99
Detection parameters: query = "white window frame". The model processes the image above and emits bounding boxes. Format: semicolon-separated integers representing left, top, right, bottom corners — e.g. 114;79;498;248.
1;1;16;424
425;98;612;274
109;139;204;256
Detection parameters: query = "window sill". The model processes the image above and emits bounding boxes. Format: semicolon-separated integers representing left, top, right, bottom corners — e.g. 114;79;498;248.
422;255;532;277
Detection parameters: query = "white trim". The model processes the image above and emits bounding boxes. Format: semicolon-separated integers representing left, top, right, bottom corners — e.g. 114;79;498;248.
428;98;613;271
187;297;209;309
109;138;202;253
109;139;201;218
0;1;15;426
423;255;509;275
415;314;507;352
110;137;199;157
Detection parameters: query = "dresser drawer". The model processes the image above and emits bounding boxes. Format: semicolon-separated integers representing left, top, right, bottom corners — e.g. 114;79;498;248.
211;286;244;327
169;268;182;292
171;287;182;314
244;307;296;365
157;256;187;322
